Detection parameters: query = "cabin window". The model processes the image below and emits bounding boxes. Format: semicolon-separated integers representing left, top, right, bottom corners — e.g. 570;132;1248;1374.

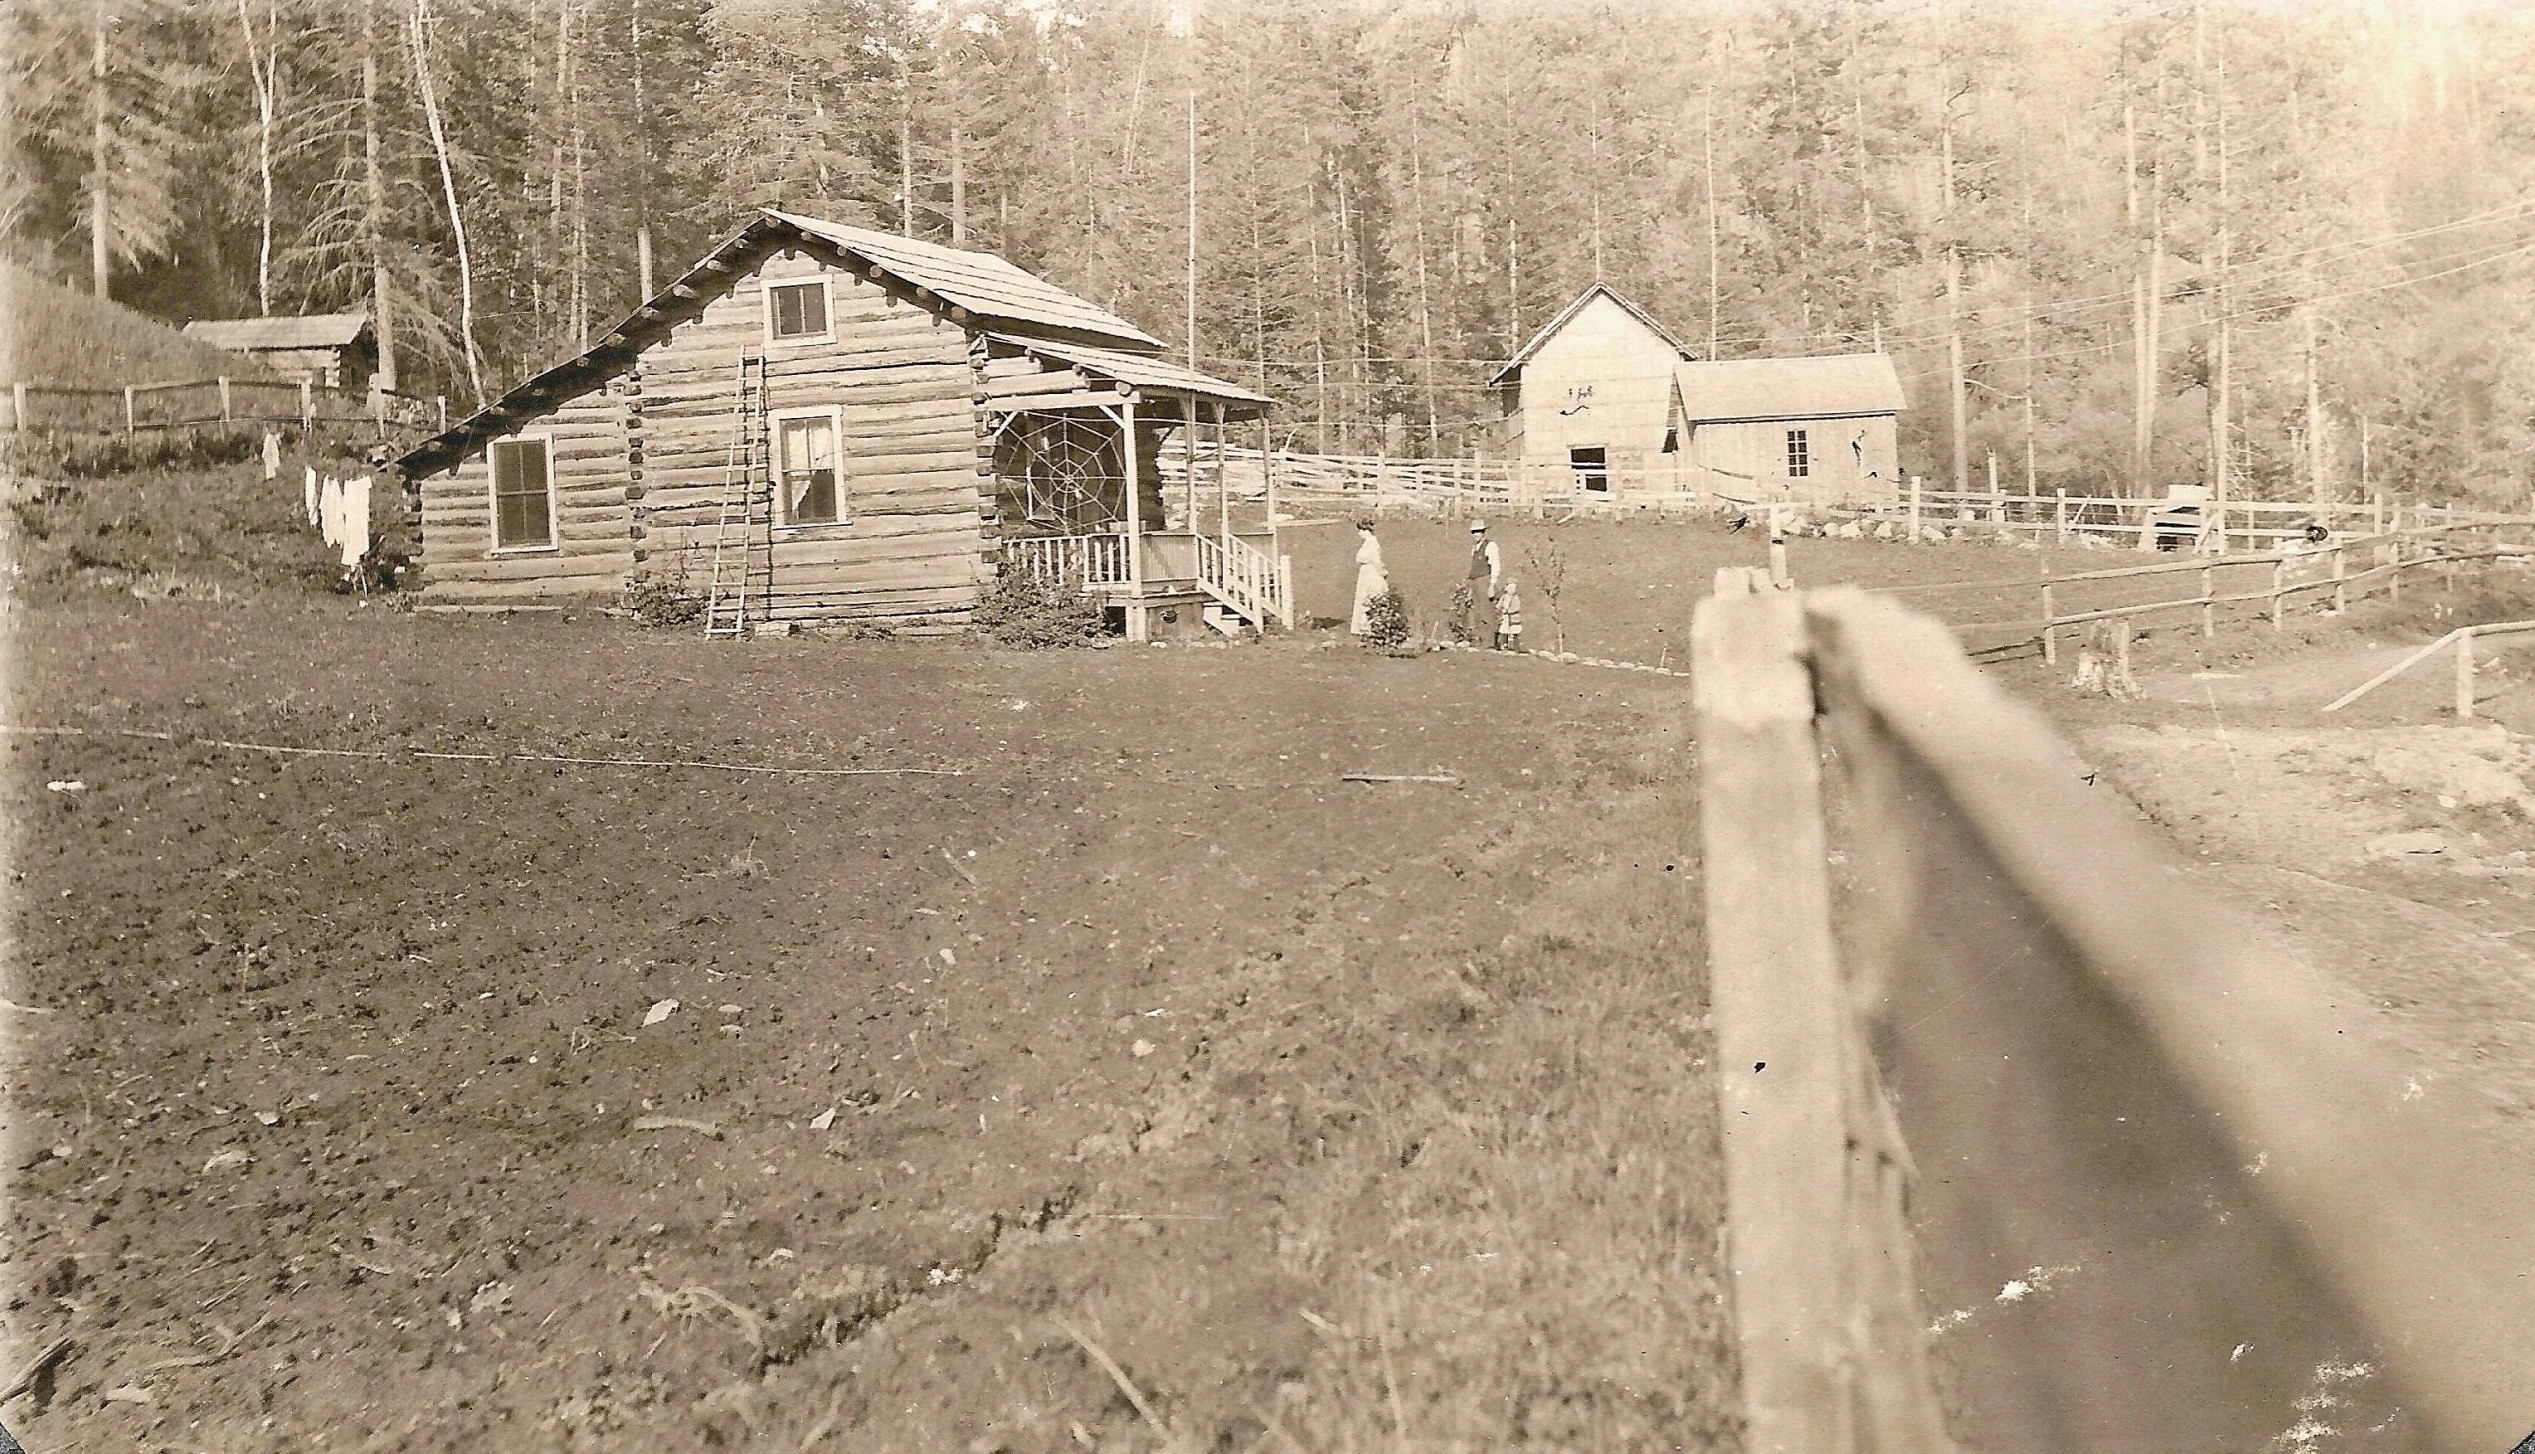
1569;445;1609;493
487;436;555;552
1785;428;1811;477
774;409;845;525
765;278;831;343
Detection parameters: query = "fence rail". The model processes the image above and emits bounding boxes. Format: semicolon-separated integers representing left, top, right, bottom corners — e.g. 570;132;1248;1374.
2033;518;2535;662
997;531;1130;593
3;377;441;435
1694;576;2529;1451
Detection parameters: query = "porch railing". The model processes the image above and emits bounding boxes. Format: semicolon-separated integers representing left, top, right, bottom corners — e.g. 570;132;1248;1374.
999;532;1130;594
1194;530;1289;627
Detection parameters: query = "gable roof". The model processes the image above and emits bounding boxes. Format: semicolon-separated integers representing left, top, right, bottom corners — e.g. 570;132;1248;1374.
184;312;371;352
399;210;1172;477
986;333;1273;413
771;212;1162;350
1671;353;1905;424
1488;284;1693;387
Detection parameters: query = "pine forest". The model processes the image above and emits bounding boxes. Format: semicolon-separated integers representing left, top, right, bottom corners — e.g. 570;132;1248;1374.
7;0;2534;504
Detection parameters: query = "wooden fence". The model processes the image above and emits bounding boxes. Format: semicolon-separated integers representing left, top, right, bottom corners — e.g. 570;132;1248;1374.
2031;517;2535;662
1694;576;2529;1452
2322;617;2535;718
2;378;441;435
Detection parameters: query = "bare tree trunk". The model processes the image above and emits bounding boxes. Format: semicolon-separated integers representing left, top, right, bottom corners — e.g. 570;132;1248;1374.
631;0;652;297
410;0;484;403
571;31;589;350
1409;109;1439;451
237;0;278;316
90;1;110;297
1940;48;1967;495
2306;302;2326;507
1703;72;1719;356
2208;45;2230;541
365;0;396;391
898;72;914;237
2126;98;2151;496
948;43;966;246
549;0;571;346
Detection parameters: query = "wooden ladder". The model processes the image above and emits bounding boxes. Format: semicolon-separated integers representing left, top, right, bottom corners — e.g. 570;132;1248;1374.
702;354;768;637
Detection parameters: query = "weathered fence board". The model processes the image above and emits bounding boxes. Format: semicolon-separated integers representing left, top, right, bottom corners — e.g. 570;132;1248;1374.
1694;580;2533;1449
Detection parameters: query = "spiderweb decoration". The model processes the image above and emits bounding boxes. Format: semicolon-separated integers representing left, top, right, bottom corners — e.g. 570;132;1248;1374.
1011;415;1125;532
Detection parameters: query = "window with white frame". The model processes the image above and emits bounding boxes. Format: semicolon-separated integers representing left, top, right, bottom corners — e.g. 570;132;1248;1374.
1785;428;1811;478
488;436;554;551
1569;445;1610;493
774;410;845;525
764;278;831;343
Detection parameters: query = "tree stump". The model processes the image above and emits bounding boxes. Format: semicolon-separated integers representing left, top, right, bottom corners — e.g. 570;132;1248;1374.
2071;618;2142;699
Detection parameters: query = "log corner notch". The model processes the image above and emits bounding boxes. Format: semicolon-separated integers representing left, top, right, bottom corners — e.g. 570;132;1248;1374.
1691;568;1952;1454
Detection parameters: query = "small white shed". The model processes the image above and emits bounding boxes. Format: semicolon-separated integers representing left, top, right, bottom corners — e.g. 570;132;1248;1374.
1669;354;1907;506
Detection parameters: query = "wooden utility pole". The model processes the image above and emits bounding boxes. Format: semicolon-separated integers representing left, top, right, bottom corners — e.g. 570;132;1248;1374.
2126;99;2151;495
1704;72;1720;356
364;0;396;391
1409;110;1440;450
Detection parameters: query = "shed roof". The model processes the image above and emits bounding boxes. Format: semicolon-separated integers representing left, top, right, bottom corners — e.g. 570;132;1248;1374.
770;211;1163;350
1487;284;1693;386
183;312;371;352
985;334;1273;413
1672;353;1905;424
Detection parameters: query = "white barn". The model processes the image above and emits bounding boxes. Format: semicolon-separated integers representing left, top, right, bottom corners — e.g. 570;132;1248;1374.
1490;283;1905;505
1488;284;1694;490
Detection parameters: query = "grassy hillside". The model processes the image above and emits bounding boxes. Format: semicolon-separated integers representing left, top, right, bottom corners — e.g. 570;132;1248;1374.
1;260;271;386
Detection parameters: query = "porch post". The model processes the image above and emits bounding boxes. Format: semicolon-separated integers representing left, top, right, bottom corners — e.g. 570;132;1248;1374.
1122;393;1147;641
1217;408;1230;540
1183;389;1199;532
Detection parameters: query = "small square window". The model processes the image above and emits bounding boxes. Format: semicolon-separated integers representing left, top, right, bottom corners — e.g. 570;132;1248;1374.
776;413;844;524
767;279;829;341
488;437;553;550
1570;445;1609;493
1785;428;1810;478
1660;426;1679;454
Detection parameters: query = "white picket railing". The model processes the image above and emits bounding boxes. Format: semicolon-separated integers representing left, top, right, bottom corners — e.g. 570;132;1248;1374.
1194;530;1288;627
999;532;1130;593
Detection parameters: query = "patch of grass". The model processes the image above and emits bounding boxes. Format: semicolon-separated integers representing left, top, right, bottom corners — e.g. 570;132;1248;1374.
2;260;271;387
975;564;1107;647
8;455;355;598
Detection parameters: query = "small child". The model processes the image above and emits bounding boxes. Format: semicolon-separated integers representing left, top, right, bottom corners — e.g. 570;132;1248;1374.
1494;575;1524;651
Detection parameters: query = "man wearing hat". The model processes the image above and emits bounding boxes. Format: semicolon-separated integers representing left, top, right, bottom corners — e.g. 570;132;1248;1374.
1466;519;1502;647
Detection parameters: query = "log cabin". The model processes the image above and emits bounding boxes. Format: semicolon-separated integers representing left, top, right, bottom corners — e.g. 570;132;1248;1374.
184;312;377;391
1489;283;1904;506
394;210;1280;639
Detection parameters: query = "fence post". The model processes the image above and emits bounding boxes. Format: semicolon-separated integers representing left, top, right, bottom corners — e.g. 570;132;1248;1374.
2332;545;2347;614
2389;508;2403;604
2055;487;2068;545
437;395;448;431
124;384;136;433
300;379;314;429
218;376;232;421
2041;582;2058;666
2270;559;2286;631
1907;475;1921;543
10;382;24;434
1691;574;1856;1454
1277;553;1295;629
2200;564;2216;638
2456;631;2475;720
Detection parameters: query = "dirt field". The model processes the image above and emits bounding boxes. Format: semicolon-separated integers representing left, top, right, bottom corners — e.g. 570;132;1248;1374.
8;479;2533;1451
1;601;1734;1452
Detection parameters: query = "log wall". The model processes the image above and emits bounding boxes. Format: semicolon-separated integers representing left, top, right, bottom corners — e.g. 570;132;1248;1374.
632;249;988;628
415;243;994;626
416;379;636;604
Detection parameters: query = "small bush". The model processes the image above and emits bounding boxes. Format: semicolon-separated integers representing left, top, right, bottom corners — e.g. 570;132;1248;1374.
622;548;708;628
1365;586;1411;648
976;566;1106;648
1444;582;1475;644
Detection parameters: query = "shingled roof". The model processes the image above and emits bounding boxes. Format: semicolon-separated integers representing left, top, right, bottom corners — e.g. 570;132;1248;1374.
184;312;371;352
771;212;1162;350
984;334;1273;413
1672;353;1905;424
399;210;1174;477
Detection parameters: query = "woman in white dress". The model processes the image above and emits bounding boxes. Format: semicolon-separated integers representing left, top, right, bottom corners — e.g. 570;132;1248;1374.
1349;519;1389;636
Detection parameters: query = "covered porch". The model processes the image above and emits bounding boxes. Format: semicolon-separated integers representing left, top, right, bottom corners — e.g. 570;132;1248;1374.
977;334;1285;640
